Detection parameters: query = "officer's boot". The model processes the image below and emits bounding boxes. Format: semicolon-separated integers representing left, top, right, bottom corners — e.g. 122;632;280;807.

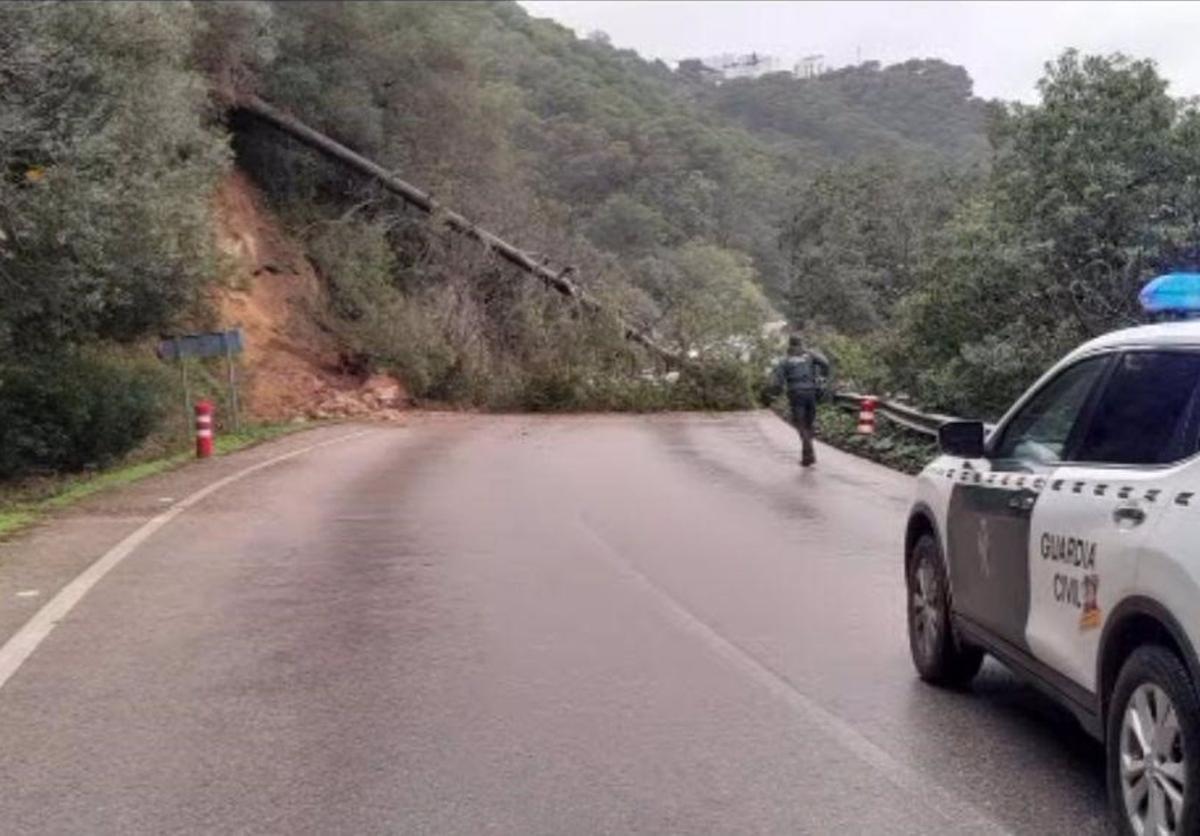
800;432;816;467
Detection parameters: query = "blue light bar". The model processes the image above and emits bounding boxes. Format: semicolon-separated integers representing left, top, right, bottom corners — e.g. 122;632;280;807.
1140;272;1200;315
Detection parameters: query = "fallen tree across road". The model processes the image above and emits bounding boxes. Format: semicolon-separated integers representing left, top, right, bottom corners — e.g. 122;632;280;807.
237;95;681;365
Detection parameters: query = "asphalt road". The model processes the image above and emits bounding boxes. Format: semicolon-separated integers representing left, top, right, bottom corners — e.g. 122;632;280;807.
0;413;1110;834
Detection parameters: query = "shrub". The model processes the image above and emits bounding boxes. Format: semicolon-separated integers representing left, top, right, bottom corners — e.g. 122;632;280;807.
517;368;587;412
0;354;169;478
810;402;937;474
0;2;229;356
674;359;758;411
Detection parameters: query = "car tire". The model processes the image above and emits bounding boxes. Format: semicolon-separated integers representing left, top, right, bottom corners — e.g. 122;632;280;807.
1107;645;1200;836
906;532;983;687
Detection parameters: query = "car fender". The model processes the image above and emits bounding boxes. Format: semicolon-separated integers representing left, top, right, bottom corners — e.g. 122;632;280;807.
908;455;956;568
1097;574;1200;720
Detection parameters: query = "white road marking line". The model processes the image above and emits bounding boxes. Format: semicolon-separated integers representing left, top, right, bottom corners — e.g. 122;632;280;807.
15;590;39;599
577;514;1012;836
0;430;372;693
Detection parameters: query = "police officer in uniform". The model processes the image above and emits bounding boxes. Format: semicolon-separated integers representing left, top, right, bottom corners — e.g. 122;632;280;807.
771;335;831;466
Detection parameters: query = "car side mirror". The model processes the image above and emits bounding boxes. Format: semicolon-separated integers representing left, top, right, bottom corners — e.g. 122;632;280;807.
938;420;985;459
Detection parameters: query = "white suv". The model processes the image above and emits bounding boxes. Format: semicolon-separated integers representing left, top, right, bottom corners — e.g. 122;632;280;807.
906;320;1200;835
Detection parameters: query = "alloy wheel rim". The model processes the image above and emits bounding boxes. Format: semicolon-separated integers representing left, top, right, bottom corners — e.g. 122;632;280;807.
912;556;941;662
1121;682;1187;835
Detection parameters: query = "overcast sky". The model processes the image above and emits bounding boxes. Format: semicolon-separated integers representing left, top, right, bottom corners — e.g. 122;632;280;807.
519;1;1200;102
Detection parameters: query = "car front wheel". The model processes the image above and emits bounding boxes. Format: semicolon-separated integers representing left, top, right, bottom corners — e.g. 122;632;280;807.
1108;645;1200;835
906;532;983;687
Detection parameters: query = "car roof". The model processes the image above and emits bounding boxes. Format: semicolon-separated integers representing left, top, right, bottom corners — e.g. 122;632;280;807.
1066;320;1200;360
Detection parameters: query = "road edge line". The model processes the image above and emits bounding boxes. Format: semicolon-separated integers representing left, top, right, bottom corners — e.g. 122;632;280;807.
0;430;372;693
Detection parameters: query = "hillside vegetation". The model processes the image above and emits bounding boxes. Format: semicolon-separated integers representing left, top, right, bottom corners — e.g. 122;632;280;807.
693;59;988;166
4;0;1195;478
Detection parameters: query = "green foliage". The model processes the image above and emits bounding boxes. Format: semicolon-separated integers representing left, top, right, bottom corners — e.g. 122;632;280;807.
231;1;837;409
16;0;1145;483
817;61;990;162
0;2;228;478
0;420;310;539
307;219;470;401
699;60;989;166
807;329;890;394
985;51;1196;334
0;1;229;354
0;353;170;478
641;242;773;354
789;51;1200;422
585;194;670;255
309;219;401;322
675;359;760;411
780;161;975;334
235;0;986;344
771;399;936;474
807;402;937;475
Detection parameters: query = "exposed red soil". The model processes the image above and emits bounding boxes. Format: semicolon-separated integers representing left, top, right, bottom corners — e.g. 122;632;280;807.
210;171;407;422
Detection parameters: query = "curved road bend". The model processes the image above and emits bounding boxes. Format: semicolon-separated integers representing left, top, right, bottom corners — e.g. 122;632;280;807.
0;413;1108;834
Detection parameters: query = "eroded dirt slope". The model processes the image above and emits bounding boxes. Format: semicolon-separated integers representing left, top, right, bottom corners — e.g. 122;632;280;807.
210;171;406;422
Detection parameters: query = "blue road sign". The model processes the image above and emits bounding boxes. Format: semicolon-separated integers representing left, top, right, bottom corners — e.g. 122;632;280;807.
157;328;244;362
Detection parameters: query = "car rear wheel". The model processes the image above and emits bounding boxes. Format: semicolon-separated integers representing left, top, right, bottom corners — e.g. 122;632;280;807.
1108;645;1200;835
906;533;983;687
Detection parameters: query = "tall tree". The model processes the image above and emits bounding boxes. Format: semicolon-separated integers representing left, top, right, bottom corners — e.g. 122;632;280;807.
893;51;1200;415
0;1;228;355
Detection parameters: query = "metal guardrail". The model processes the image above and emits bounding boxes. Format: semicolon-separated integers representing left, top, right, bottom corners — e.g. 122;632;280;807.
831;392;955;437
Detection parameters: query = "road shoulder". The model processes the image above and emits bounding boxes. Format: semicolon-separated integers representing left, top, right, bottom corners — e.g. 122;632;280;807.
0;424;372;650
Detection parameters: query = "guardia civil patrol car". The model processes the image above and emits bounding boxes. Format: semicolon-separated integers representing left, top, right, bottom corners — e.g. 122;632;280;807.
906;273;1200;835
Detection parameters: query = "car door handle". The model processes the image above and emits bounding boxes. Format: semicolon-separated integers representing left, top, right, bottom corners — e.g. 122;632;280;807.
1112;504;1147;526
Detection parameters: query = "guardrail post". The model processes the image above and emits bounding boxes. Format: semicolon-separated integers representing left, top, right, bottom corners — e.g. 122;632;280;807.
857;396;878;435
195;400;215;459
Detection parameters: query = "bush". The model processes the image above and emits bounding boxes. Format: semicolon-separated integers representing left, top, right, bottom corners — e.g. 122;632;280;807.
582;376;676;412
0;354;169;478
811;401;936;474
811;329;891;395
510;365;583;412
0;2;229;356
674;359;758;410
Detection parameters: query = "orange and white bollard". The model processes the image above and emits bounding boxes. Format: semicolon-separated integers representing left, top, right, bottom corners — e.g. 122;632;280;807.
857;396;878;435
195;400;215;458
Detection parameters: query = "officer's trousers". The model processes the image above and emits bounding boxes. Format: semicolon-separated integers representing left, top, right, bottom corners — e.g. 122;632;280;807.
789;393;817;466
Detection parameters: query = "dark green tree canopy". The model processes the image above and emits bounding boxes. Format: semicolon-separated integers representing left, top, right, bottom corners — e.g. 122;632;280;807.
9;0;1195;472
0;2;228;355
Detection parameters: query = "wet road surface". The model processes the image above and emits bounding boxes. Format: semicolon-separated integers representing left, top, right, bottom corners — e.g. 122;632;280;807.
0;413;1109;833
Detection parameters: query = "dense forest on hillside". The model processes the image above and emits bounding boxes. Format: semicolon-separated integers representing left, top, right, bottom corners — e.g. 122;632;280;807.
4;0;1200;478
692;59;989;166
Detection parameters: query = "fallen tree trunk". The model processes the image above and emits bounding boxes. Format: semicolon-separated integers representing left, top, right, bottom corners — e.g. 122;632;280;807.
237;95;678;363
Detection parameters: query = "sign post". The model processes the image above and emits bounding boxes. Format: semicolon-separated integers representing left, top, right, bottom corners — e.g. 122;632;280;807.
179;344;191;439
222;331;241;432
157;328;245;442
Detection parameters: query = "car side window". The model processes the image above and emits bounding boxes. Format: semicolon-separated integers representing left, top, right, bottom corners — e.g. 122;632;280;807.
1071;351;1200;465
992;355;1109;464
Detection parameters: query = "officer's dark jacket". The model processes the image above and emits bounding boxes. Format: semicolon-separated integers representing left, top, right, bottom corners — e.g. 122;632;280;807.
772;350;830;399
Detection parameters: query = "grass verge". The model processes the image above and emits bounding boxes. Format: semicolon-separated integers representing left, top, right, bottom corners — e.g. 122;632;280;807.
0;421;316;540
814;402;938;474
